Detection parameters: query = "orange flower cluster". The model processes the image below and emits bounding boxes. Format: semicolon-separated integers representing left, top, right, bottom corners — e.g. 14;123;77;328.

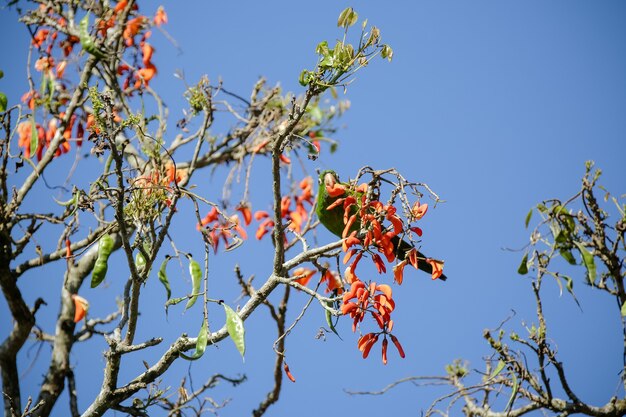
342;281;405;364
30;9;79;82
324;180;444;363
111;3;167;91
252;139;293;165
197;206;250;253
130;161;188;209
289;267;344;294
17;114;83;160
254;177;315;241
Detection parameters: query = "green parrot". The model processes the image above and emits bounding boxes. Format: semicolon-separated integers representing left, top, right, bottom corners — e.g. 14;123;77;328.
316;170;447;281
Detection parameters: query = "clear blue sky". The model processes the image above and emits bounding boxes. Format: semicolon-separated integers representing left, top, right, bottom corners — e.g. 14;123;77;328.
1;1;625;416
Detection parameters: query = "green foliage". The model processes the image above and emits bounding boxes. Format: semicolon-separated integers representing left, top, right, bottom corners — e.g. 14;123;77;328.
574;241;597;285
445;359;469;378
517;252;528;275
184;77;211;114
299;8;393;92
0;92;6;112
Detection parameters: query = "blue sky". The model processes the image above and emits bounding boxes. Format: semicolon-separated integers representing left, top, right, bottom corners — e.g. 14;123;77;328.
1;1;625;416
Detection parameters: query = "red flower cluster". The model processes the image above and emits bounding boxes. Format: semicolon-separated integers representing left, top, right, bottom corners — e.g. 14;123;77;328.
342;281;405;364
17;114;83;160
30;9;79;82
323;179;444;363
197;206;250;253
254;177;315;241
289;267;344;294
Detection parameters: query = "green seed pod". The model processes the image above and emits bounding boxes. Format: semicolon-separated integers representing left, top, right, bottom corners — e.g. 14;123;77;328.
91;234;114;288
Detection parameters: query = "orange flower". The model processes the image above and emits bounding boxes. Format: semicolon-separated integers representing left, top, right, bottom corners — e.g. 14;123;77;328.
344;265;358;284
252;139;269;153
141;42;155;66
298;177;314;203
390;334;406;358
197;207;219;230
32;29;50;47
135;63;157;87
17;121;44;159
65;238;72;259
342;231;360;252
165;161;187;185
21;91;38;110
322;269;343;293
123;16;146;46
255;218;274;240
280;196;291;218
229;214;248;240
411;201;428;221
325;182;346;197
154;6;168;26
71;294;89;323
382;338;388;365
56;60;68;78
288;209;303;233
283;361;296;383
34;57;55;75
371;254;386;274
292;267;316;287
237;204;252;226
357;333;379;359
392;259;408;285
410;226;423;237
426;258;444;280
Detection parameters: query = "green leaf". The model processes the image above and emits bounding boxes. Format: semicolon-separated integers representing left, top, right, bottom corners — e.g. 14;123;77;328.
489;360;506;380
0;70;4;79
158;257;171;300
555;229;568;244
562;275;581;308
185;258;202;310
315;40;329;55
559;249;577;265
524;208;533;228
574;242;596;285
505;372;519;411
621;301;626;317
223;303;245;359
381;44;394;62
298;69;310;87
517;252;529;275
308;106;323;122
180;319;208;360
29;115;38;157
337;7;358;28
325;303;340;338
0;92;7;112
